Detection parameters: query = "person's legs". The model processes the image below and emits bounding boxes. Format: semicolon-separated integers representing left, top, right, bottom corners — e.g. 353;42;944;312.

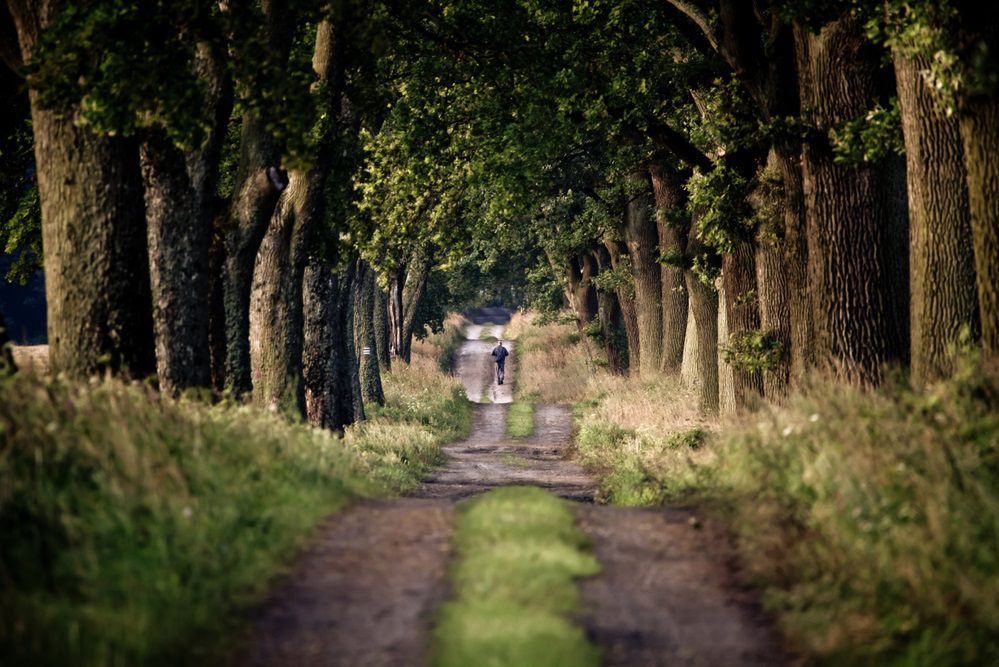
497;360;505;384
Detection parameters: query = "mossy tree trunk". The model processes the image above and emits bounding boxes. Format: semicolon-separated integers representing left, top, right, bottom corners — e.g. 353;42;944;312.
221;0;293;397
722;244;764;411
685;230;719;415
374;283;391;371
249;21;342;417
593;246;627;373
894;51;979;383
399;247;433;362
10;0;156;379
796;15;908;384
139;44;232;395
347;263;365;421
605;239;640;372
302;259;355;430
353;260;385;406
650;163;688;376
565;253;598;326
625;173;664;380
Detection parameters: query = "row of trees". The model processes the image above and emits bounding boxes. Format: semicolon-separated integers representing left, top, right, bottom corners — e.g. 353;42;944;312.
2;0;998;422
356;0;999;414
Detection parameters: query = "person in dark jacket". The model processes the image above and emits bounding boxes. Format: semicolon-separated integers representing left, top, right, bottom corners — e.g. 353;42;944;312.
491;340;509;385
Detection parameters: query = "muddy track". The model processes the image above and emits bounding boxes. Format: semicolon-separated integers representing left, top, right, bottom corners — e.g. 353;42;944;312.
235;311;786;666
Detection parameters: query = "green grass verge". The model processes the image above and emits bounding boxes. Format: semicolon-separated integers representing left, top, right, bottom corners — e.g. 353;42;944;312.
0;361;470;666
505;401;535;438
431;486;601;667
573;355;999;665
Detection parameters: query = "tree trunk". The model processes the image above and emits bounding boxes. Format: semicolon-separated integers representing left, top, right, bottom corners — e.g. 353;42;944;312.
650;164;688;375
10;1;157;379
958;96;999;364
722;244;764;410
221;1;294;396
388;267;405;359
302;259;355;430
399;248;433;362
374;281;391;371
566;253;598;326
685;254;719;414
208;210;228;391
895;51;978;382
594;246;627;373
751;151;792;400
605;239;640;372
625;173;664;379
796;16;907;384
347;263;366;421
354;260;385;405
249;21;340;416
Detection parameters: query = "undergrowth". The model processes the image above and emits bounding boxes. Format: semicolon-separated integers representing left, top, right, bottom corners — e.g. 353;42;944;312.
516;310;999;664
431;486;600;667
0;343;469;666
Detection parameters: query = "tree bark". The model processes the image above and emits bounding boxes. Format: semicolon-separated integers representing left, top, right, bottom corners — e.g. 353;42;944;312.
399;247;433;362
221;0;293;396
625;173;664;380
593;246;627;373
605;239;640;372
302;259;355;430
354;260;385;405
958;97;999;364
249;21;340;417
796;16;908;384
388;267;405;359
9;0;156;379
374;281;391;371
566;253;598;326
894;52;979;382
650;163;689;375
722;244;764;410
347;263;366;421
685;234;719;415
0;308;15;374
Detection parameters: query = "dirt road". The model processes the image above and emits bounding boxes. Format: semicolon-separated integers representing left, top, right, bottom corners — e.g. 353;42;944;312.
236;311;786;666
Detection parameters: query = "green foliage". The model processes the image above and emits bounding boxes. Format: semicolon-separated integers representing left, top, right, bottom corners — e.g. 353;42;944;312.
721;330;788;373
0;363;464;666
590;259;632;294
703;358;999;664
431;486;601;667
0;101;42;284
686;162;755;253
830;98;905;165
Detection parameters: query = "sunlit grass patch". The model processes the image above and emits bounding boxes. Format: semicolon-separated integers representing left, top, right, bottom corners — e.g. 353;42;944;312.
506;401;534;438
431;486;600;667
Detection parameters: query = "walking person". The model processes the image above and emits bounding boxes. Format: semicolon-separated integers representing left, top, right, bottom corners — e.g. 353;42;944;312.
491;339;509;385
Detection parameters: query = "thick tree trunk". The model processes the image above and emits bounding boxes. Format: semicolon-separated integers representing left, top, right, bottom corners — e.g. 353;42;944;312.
594;246;627;373
302;259;355;430
566;253;598;326
374;282;391;371
722;245;764;410
625;174;664;379
958;96;999;364
895;51;979;382
10;2;157;379
221;1;294;396
751;151;792;400
685;266;719;414
347;264;366;421
388;267;405;359
650;163;688;375
399;248;433;362
796;16;907;384
249;21;340;416
354;260;385;405
605;239;640;372
208;211;227;391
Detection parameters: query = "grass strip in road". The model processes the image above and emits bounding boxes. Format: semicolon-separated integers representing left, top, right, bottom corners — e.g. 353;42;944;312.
431;486;601;667
505;401;534;438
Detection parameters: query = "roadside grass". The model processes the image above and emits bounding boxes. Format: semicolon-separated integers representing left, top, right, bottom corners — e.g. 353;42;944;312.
431;486;600;667
418;312;468;373
0;341;469;666
516;310;999;664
